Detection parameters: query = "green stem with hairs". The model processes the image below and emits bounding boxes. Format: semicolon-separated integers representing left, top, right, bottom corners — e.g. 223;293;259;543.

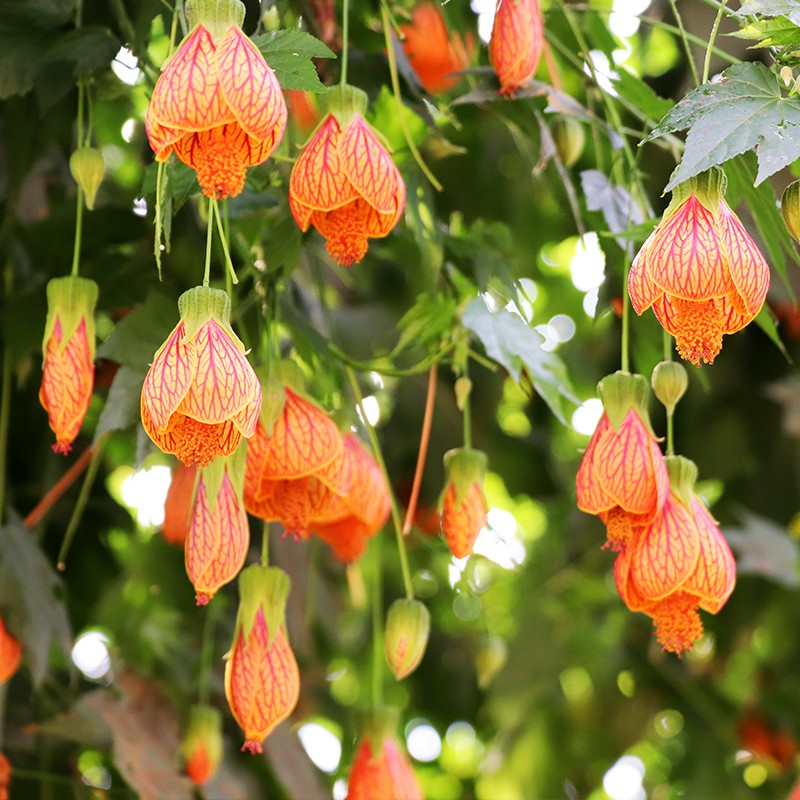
203;198;214;287
341;0;350;85
702;0;727;85
261;520;270;567
666;0;700;87
212;198;237;285
371;532;384;710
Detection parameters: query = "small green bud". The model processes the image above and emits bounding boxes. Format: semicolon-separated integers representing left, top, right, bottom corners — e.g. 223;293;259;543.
454;377;472;411
69;147;105;210
651;361;688;415
384;598;430;680
475;635;507;689
551;117;585;167
782;180;800;244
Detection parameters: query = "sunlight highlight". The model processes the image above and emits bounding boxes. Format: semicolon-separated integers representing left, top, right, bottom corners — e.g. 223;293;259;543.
120;464;171;527
603;755;646;800
72;630;112;682
298;723;342;773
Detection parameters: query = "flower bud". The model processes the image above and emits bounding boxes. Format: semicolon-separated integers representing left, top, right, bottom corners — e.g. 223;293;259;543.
551;117;585;167
782;180;800;244
0;616;21;686
440;448;488;559
651;361;688;415
182;705;223;786
0;752;10;800
475;634;507;688
69;147;105;210
454;377;472;411
384;598;430;680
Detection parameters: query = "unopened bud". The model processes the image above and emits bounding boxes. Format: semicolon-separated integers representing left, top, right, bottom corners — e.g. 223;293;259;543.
551;116;585;167
69;147;105;210
454;377;472;411
651;361;688;415
384;598;430;680
182;705;223;786
475;635;507;688
782;180;800;244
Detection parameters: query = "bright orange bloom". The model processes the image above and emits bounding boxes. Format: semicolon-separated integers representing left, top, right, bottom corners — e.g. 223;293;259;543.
0;753;9;800
182;705;223;786
311;433;390;562
575;372;668;547
400;2;473;94
629;169;770;366
162;465;197;545
347;730;423;800
288;87;406;267
141;287;261;468
146;0;287;199
488;0;543;95
39;276;98;454
185;451;249;605
225;566;300;753
440;448;488;559
0;616;21;686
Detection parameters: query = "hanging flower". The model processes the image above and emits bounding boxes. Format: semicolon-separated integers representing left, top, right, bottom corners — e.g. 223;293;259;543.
488;0;544;95
39;276;98;455
439;448;488;559
225;565;300;753
141;287;261;468
0;616;21;686
288;85;406;267
182;705;224;786
146;0;287;199
575;372;668;547
185;449;249;605
613;456;736;655
629;168;770;366
0;753;9;800
311;433;390;562
400;3;473;94
162;465;197;545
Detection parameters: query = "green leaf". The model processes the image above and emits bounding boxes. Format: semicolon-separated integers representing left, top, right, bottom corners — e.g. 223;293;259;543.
252;30;334;92
580;170;645;250
95;366;147;441
0;511;72;686
45;25;119;74
611;67;673;122
461;297;577;423
646;62;800;189
737;0;800;25
367;86;428;161
754;305;792;362
725;509;800;587
392;293;457;357
0;27;50;99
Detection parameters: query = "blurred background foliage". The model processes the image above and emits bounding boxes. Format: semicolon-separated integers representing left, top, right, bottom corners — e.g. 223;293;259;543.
2;0;800;798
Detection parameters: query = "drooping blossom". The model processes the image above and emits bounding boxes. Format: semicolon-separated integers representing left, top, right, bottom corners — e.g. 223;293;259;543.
613;456;736;655
225;565;300;753
629;168;770;366
39;276;98;454
141;286;261;468
488;0;544;95
182;705;223;786
0;753;10;800
575;371;668;547
311;433;391;562
0;616;21;686
439;448;488;559
185;449;249;605
384;598;430;680
400;2;473;94
146;0;287;199
162;465;197;545
288;85;406;267
347;725;423;800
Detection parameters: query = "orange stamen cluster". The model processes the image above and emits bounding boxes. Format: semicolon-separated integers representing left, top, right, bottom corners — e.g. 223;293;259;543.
488;0;544;95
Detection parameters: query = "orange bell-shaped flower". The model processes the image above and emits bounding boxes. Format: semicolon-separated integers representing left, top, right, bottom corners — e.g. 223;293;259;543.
0;616;21;686
288;85;406;267
575;372;668;547
185;449;249;605
146;0;287;199
39;276;98;455
400;2;473;94
181;705;224;786
439;448;488;559
224;565;300;753
629;168;770;366
141;287;261;468
488;0;544;95
162;464;197;545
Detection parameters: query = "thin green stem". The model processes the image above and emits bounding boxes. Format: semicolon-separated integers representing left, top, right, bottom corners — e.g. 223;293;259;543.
371;533;384;710
212;198;237;285
71;191;84;278
621;280;630;373
0;264;13;526
345;367;414;600
702;0;727;85
663;329;674;455
341;0;350;85
197;601;219;706
666;0;700;87
261;520;269;567
380;3;442;191
462;368;473;451
203;198;214;287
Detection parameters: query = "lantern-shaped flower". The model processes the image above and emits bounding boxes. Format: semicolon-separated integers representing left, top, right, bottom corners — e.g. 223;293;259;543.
629;168;770;366
225;565;300;753
347;723;423;800
439;448;488;559
146;0;287;199
614;456;736;654
288;85;406;267
39;276;98;455
185;449;249;605
488;0;544;95
162;465;197;545
141;286;261;468
0;616;21;686
311;433;391;562
575;372;669;547
182;705;223;786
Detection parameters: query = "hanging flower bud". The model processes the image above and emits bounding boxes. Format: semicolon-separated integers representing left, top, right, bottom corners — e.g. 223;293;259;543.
651;361;688;416
0;616;21;686
146;0;287;199
781;180;800;244
0;753;10;800
40;276;98;455
384;598;430;680
182;705;223;786
551;116;585;167
141;287;261;468
439;448;488;559
225;565;300;753
475;634;507;689
488;0;544;95
185;448;249;605
69;147;105;210
162;465;197;545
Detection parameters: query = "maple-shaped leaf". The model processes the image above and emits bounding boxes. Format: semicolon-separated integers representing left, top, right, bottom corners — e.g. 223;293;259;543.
725;510;800;588
645;62;800;189
252;30;334;92
737;1;800;25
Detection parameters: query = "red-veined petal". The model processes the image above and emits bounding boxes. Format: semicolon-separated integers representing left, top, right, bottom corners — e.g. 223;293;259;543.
143;322;196;432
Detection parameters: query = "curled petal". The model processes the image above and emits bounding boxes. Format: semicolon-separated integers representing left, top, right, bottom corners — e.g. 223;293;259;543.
575;415;616;514
628;231;661;314
614;545;650;612
143;322;196;432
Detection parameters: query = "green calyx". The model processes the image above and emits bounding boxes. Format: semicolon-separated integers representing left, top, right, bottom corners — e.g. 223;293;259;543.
199;445;246;514
178;286;244;350
782;180;800;244
651;361;688;415
443;447;487;506
359;705;400;753
181;705;223;763
597;371;654;436
324;84;368;129
235;564;290;645
186;0;244;39
663;166;727;220
665;454;698;509
43;276;99;360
